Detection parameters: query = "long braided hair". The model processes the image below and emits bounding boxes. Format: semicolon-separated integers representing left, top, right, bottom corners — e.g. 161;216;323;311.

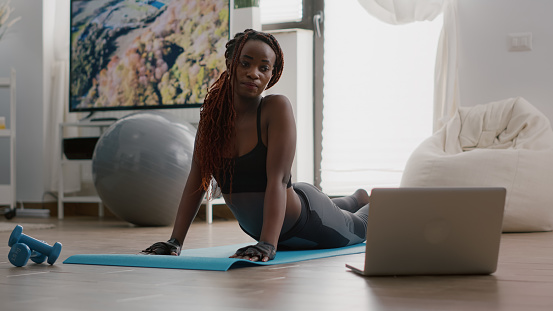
195;29;284;194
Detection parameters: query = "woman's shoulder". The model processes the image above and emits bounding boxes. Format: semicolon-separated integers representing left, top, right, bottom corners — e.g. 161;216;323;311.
262;94;292;111
261;94;295;127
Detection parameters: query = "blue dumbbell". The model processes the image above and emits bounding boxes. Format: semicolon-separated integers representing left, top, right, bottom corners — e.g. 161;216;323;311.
8;243;31;267
8;225;62;265
8;243;47;267
30;250;47;264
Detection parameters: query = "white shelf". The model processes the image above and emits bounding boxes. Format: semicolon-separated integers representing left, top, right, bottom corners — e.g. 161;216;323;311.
58;121;114;219
204;195;226;224
0;69;16;210
61;159;93;164
0;129;11;137
0;185;14;204
62;196;103;203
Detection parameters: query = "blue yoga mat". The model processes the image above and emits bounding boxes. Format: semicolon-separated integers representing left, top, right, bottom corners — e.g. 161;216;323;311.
63;243;366;271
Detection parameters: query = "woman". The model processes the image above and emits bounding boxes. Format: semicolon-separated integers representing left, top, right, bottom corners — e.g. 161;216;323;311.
142;29;370;262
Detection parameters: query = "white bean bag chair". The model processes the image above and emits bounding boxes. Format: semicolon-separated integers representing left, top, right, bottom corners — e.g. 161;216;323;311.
401;97;553;232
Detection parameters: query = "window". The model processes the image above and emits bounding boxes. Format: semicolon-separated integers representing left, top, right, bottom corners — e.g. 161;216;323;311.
260;0;321;31
260;0;303;24
321;1;443;195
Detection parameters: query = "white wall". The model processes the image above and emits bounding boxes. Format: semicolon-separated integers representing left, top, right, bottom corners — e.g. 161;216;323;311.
458;0;553;124
0;0;46;201
0;1;266;203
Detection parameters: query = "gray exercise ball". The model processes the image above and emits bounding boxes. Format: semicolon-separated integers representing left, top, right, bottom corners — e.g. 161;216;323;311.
92;112;196;226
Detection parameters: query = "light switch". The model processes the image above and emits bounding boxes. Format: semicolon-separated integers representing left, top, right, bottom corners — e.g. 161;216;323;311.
508;32;533;52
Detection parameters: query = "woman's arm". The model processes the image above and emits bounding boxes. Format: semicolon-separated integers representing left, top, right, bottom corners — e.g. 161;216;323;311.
170;153;206;246
230;95;296;261
259;95;297;258
141;151;205;255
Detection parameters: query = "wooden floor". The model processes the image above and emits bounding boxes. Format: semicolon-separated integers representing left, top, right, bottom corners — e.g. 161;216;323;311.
0;216;552;311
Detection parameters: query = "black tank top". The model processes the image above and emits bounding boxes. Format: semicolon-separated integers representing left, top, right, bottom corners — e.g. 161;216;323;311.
217;100;292;194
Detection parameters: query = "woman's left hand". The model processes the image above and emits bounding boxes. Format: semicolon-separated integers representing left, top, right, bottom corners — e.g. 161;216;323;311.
230;241;276;262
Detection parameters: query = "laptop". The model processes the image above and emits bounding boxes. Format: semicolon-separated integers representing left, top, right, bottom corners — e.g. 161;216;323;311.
346;187;506;276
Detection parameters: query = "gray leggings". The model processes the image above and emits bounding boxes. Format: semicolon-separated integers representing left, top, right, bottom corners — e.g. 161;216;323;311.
277;182;369;250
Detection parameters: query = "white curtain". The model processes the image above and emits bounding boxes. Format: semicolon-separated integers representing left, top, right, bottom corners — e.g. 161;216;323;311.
44;0;80;193
357;0;443;24
358;0;459;131
433;0;459;131
321;1;443;195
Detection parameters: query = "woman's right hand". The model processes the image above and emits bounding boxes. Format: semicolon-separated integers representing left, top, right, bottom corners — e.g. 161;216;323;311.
140;238;181;256
230;241;276;262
